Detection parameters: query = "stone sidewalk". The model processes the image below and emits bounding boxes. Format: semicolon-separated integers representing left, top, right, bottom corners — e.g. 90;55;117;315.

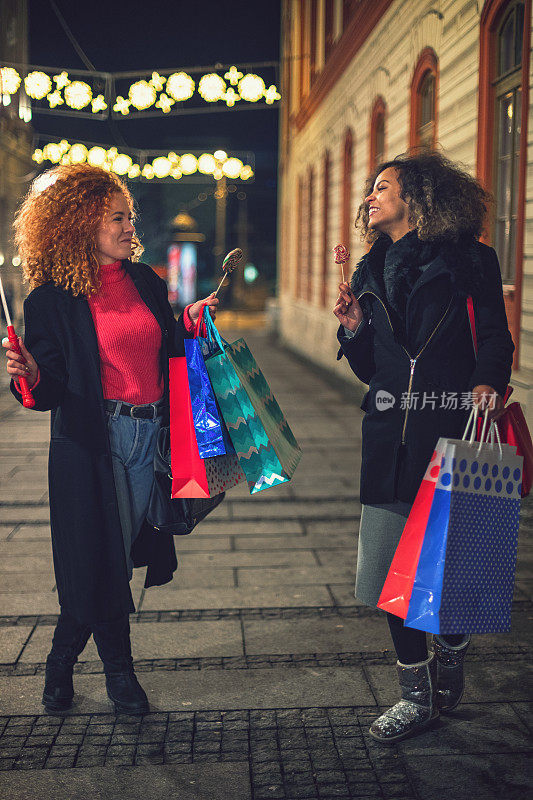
0;331;531;799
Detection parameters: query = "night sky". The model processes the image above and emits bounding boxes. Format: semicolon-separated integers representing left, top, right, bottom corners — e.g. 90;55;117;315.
27;0;281;293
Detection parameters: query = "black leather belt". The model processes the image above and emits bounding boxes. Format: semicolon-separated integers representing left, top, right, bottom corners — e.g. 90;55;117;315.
104;399;165;420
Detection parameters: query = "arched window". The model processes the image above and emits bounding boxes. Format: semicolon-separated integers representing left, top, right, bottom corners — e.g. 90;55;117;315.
341;129;353;255
410;49;438;149
494;3;524;283
370;97;386;171
477;0;530;363
307;166;315;302
296;176;305;299
321;151;331;307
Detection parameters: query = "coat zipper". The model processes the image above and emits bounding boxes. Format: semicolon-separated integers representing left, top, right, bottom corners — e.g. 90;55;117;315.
357;291;453;444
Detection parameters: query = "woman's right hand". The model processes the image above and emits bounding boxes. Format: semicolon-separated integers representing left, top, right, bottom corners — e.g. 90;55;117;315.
2;336;39;388
333;282;364;332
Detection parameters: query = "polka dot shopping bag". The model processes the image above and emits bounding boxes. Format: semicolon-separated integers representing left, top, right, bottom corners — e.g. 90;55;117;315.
404;408;523;635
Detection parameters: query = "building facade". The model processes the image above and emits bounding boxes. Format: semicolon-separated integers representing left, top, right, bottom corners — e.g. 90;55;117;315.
0;0;33;325
277;0;533;424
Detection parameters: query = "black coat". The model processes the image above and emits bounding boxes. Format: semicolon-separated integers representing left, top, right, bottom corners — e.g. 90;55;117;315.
337;235;515;505
11;260;191;624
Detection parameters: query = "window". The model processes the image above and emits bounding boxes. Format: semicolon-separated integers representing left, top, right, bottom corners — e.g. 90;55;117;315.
477;0;530;364
307;167;315;302
321;151;331;307
370;97;386;171
494;3;524;283
341;129;353;253
410;49;438;149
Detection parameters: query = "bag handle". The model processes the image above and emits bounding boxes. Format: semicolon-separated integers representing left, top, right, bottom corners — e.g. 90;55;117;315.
203;306;226;354
463;405;503;459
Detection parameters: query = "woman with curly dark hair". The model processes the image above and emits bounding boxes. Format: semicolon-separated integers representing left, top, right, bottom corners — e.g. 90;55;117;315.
2;164;218;715
333;151;514;742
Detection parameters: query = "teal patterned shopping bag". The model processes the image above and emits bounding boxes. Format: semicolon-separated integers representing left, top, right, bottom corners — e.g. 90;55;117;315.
202;310;301;494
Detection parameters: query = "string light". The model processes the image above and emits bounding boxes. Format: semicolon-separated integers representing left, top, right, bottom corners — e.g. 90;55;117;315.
0;64;280;117
34;142;254;181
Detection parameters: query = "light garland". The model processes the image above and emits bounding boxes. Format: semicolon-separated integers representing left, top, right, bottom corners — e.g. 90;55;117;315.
33;142;255;182
0;64;280;116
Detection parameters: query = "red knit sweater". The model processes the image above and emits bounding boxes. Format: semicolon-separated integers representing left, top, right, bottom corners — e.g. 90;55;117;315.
88;261;163;404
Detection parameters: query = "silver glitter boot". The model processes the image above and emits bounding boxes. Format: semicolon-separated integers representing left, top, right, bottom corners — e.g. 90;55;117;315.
432;635;470;712
369;654;438;743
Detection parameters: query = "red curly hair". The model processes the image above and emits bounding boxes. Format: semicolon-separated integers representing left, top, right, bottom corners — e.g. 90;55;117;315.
14;164;143;296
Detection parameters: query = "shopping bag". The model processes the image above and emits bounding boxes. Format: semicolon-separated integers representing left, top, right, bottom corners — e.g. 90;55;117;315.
468;296;532;497
377;439;449;617
169;356;245;498
184;327;228;458
202;309;302;493
404;411;523;634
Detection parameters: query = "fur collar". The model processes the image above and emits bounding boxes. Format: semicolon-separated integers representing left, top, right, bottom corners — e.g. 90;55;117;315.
350;232;485;304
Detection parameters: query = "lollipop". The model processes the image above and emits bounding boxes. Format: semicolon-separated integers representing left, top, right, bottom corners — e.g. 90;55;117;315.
214;247;244;297
333;244;350;282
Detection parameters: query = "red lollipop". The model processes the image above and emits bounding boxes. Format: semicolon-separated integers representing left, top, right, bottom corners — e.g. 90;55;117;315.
333;244;350;282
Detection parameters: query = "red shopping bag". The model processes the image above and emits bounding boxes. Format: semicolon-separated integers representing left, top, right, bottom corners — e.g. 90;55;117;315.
468;297;532;497
169;357;245;498
377;441;447;617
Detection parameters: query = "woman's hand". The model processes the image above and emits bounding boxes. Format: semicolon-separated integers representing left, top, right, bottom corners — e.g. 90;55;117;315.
188;293;219;324
472;384;505;422
2;336;39;388
333;282;364;332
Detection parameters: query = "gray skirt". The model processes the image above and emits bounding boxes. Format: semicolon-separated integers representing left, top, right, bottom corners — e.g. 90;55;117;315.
355;501;413;607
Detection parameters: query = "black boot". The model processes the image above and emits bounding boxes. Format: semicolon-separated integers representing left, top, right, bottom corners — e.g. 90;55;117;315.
369;655;439;743
92;614;149;715
42;611;92;714
433;635;471;712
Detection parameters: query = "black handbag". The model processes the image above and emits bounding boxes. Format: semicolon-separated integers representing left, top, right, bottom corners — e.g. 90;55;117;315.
146;425;225;535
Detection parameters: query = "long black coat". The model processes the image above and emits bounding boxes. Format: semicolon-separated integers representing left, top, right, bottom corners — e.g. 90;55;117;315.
11;260;190;624
337;236;515;505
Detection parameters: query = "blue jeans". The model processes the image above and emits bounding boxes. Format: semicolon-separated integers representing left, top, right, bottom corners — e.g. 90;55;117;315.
106;402;162;580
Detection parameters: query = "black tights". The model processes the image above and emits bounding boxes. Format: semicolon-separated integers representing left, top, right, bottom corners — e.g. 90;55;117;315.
386;613;466;664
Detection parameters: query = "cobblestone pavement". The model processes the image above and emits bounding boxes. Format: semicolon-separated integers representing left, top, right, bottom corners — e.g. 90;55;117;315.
0;331;531;800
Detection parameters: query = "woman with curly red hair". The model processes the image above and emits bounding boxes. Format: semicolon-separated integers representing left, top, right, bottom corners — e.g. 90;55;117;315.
2;164;218;715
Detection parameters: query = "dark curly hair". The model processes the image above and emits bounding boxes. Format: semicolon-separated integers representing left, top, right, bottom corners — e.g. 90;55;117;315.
355;151;492;243
14;164;143;297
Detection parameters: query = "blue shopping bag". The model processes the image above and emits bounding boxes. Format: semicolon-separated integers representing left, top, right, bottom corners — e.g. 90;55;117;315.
405;415;523;635
184;307;229;459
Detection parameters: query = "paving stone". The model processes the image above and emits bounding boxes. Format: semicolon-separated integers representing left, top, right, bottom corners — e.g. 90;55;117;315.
0;556;53;573
406;753;531;800
0;573;55;593
0;763;251;798
232;500;359;520
177;550;318;568
232;533;355;551
0;667;375;714
158;568;236;589
0;541;52;556
0;627;32;664
139;585;333;611
0;593;60;616
237;566;355;587
194;520;305;536
243;617;391;655
8;525;51;540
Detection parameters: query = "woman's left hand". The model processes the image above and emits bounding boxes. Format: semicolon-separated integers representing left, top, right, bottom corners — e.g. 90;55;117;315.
472;384;505;421
188;293;219;324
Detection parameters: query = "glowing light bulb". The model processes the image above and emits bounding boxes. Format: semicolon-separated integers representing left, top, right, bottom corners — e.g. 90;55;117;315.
166;71;195;102
64;81;92;110
113;154;133;175
87;146;107;167
238;74;265;102
214;150;227;161
222;158;244;179
129;80;156;110
198;153;216;174
25;71;52;100
152;156;172;178
198;73;226;102
69;143;88;164
0;67;21;94
179;153;198;175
